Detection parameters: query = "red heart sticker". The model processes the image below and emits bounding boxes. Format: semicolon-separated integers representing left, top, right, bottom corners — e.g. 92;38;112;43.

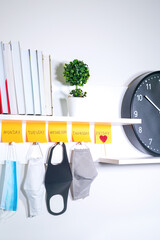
99;135;107;143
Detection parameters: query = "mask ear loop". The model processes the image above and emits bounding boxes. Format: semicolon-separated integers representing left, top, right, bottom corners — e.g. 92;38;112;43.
0;209;16;222
46;183;70;216
72;142;89;150
33;142;43;158
26;142;43;161
7;142;17;161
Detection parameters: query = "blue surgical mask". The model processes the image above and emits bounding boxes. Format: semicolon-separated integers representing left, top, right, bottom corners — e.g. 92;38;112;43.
0;144;21;213
0;160;20;211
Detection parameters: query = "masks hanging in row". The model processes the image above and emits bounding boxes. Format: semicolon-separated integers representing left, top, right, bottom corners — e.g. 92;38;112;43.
44;142;98;215
0;142;98;218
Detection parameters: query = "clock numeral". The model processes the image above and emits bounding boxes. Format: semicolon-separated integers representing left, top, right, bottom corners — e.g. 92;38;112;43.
139;127;142;133
149;138;152;145
137;94;143;101
146;83;152;90
134;110;138;117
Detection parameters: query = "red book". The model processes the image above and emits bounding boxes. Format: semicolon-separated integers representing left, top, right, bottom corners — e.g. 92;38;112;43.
5;79;11;114
0;42;9;114
0;89;3;113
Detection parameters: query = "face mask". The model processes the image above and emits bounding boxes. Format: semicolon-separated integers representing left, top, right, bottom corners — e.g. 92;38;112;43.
71;148;98;200
0;160;20;211
45;143;72;216
23;143;45;218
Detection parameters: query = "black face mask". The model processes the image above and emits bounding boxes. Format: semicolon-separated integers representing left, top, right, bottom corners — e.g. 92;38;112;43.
45;143;72;216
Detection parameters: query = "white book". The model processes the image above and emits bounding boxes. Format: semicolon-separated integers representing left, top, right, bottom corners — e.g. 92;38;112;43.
29;49;41;115
10;41;25;114
3;43;18;114
21;49;34;115
36;50;46;115
49;56;53;114
0;42;9;114
43;55;53;116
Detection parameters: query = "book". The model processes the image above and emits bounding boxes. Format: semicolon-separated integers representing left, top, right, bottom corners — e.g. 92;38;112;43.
10;41;25;114
29;49;41;115
49;56;53;115
21;49;34;115
42;54;53;116
3;43;18;114
36;50;46;115
0;42;9;114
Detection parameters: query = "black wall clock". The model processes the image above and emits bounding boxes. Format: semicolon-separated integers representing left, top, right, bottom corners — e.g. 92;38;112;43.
121;71;160;156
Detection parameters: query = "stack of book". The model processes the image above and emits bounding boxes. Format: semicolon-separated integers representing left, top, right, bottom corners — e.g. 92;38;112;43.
0;41;53;115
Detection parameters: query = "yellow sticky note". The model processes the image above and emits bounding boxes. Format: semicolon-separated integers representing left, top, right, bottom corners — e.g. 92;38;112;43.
1;120;23;143
95;124;112;144
48;122;68;142
72;122;91;142
26;121;47;143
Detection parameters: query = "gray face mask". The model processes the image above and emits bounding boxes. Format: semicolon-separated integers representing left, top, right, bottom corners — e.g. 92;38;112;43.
70;147;98;200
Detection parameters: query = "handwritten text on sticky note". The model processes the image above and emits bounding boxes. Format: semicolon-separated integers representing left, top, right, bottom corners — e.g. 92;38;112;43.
95;123;112;144
26;121;47;142
72;122;91;142
48;122;68;142
2;120;23;143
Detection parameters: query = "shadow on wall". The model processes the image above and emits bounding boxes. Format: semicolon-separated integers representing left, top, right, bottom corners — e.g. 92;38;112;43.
125;71;150;87
55;63;67;85
53;63;69;116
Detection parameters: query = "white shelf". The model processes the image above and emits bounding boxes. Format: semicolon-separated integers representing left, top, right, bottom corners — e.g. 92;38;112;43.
0;115;141;125
99;158;160;165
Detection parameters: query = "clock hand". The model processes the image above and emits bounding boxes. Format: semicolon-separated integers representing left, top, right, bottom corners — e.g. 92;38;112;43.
144;95;160;112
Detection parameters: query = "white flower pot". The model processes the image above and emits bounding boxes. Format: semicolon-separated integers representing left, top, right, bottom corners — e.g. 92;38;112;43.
67;97;88;117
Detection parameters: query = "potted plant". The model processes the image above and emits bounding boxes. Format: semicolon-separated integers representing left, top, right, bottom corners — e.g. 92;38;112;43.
63;59;90;116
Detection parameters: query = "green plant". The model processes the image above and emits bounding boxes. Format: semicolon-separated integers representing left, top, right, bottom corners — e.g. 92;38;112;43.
63;59;90;97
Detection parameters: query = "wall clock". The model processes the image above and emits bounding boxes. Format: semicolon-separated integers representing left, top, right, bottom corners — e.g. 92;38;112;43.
121;71;160;156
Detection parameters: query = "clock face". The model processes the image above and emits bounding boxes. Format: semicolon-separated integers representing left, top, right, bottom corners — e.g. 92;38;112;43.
121;71;160;156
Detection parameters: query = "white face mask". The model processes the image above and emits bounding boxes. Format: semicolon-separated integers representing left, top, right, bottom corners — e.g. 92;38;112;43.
23;143;45;218
71;148;98;200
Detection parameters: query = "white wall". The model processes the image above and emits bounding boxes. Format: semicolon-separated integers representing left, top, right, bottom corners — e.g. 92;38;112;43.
1;0;160;239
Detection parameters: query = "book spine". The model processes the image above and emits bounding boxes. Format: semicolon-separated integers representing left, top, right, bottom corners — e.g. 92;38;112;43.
42;54;52;116
3;43;18;114
0;42;9;114
49;56;53;115
36;50;46;115
10;41;25;114
29;49;41;115
5;79;11;114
